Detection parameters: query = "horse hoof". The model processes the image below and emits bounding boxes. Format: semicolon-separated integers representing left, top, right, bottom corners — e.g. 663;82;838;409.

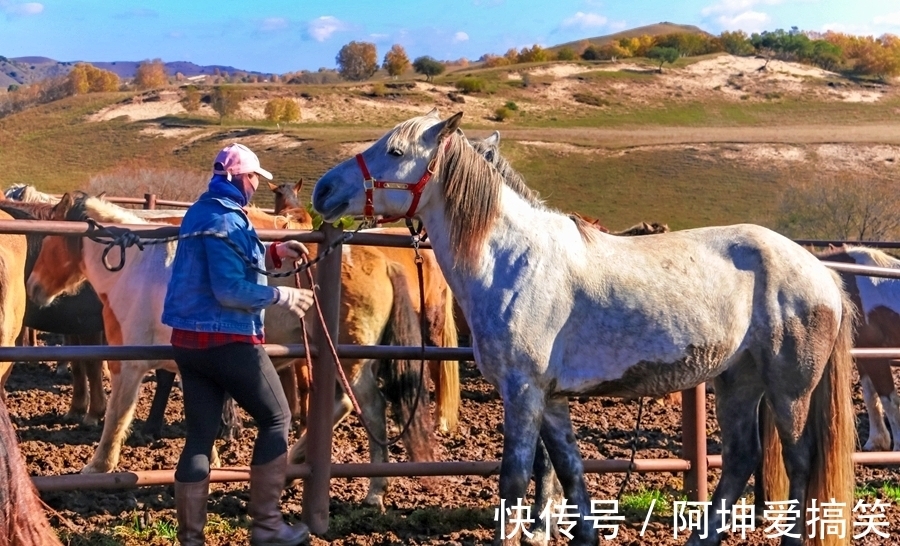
82;415;101;427
81;463;105;474
63;410;86;422
864;439;890;452
362;494;385;512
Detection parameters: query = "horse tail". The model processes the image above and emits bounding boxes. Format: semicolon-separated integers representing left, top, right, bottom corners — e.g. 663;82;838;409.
379;261;435;462
760;398;787;503
807;290;857;546
0;398;63;546
433;287;460;433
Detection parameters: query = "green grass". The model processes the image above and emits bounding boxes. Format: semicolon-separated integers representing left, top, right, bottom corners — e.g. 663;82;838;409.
620;487;674;516
58;512;244;546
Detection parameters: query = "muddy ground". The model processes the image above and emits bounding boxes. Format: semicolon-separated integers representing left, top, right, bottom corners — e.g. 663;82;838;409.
7;353;900;545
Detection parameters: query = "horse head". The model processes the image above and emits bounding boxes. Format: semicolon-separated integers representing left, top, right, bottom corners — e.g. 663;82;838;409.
313;109;463;224
26;192;92;306
268;179;304;215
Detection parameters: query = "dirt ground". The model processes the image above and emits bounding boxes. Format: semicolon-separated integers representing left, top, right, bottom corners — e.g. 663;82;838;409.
7;344;900;545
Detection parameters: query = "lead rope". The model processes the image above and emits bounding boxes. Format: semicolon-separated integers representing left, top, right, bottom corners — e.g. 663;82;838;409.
294;239;429;449
616;397;645;501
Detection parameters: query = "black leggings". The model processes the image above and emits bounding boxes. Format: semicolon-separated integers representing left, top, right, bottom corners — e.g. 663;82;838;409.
173;343;291;483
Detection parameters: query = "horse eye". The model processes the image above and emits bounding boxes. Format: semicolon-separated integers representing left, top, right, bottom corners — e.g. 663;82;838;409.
388;148;403;157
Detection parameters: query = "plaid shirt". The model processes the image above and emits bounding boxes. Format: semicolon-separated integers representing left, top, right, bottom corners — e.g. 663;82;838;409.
171;328;264;349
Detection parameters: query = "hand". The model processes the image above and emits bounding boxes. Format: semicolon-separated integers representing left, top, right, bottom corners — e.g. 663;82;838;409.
272;286;314;318
275;241;308;260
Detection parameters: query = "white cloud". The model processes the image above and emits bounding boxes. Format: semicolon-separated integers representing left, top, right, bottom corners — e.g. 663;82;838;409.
2;1;43;16
260;17;288;32
307;15;347;42
453;31;469;43
701;0;781;16
873;11;900;27
560;12;608;30
716;10;770;31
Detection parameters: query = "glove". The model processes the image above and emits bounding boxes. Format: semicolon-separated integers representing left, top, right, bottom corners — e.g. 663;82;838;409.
271;286;315;318
267;241;309;269
275;241;308;260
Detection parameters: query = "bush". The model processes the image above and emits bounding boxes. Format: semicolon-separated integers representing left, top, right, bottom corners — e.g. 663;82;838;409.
494;106;512;121
264;97;301;123
572;92;610;107
455;76;485;94
181;85;201;112
87;166;208;203
504;101;518;111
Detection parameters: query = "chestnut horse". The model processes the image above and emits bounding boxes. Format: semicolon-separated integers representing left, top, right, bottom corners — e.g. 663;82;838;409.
268;179;461;433
0;210;26;398
313;110;856;546
0;200;107;425
25;192;436;508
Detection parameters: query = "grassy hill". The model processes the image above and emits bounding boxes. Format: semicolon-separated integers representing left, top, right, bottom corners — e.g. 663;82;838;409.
1;52;898;234
550;22;711;53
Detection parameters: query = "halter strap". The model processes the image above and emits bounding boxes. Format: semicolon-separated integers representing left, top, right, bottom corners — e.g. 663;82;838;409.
355;139;447;225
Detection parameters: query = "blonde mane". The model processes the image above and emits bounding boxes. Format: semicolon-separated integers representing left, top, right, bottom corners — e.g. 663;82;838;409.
846;245;900;269
73;193;148;225
432;132;504;271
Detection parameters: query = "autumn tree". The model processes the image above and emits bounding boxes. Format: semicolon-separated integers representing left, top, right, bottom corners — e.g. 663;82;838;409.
210;86;244;123
336;41;378;81
412;56;445;82
134;58;168;90
382;44;410;78
264;97;300;123
648;46;680;72
775;175;900;241
517;44;550;63
556;47;577;61
66;63;119;95
720;30;754;56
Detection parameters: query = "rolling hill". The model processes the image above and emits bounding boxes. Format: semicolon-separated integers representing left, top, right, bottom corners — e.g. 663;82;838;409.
550;21;712;52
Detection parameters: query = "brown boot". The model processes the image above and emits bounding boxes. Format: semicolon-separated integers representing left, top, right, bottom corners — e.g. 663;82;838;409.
249;453;309;546
174;475;210;546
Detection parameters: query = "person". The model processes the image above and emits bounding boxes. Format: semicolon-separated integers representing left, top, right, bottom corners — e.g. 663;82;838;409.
162;143;313;546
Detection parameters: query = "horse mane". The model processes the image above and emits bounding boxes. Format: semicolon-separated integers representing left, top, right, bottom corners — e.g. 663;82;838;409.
435;133;504;270
245;205;312;230
468;138;545;207
0;204;48;276
67;192;147;225
5;184;58;205
844;245;900;269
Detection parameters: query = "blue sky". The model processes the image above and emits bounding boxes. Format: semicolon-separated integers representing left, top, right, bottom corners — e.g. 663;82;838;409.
1;0;898;74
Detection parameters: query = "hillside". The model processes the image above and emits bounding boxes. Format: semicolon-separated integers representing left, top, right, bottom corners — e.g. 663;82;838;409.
551;22;711;52
0;55;266;88
1;54;898;235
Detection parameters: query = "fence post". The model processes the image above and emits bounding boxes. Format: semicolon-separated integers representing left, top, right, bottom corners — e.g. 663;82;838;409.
143;193;157;210
681;383;708;501
302;223;343;535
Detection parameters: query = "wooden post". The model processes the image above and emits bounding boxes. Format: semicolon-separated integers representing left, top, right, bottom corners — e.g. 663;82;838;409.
143;193;157;210
681;383;708;501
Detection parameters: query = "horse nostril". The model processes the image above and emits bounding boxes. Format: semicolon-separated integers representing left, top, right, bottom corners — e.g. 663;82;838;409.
314;185;332;205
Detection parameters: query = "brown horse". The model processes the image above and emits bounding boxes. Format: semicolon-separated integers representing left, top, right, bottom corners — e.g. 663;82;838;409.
25;192;437;508
0;209;28;398
268;180;461;433
0;200;107;425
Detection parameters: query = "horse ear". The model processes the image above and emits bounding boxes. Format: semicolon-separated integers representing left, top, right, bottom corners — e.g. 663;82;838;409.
295;178;304;192
267;181;278;192
485;131;501;146
53;192;75;220
438;112;464;141
96;191;107;200
426;107;440;118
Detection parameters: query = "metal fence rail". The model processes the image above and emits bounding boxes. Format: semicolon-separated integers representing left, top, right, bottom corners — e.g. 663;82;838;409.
2;218;900;534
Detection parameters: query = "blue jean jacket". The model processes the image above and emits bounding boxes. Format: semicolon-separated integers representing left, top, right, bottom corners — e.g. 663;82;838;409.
161;189;276;336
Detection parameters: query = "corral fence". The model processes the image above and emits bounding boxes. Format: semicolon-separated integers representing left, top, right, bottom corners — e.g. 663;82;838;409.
1;216;900;535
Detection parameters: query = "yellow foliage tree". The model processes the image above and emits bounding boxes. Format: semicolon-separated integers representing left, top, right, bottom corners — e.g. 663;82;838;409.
382;44;410;78
264;97;300;123
134;59;168;90
336;41;378;81
66;63;120;95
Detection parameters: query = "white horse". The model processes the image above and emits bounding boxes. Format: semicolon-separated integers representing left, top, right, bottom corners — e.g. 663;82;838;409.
311;110;857;546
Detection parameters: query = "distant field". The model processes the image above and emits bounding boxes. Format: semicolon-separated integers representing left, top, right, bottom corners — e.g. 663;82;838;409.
1;85;897;228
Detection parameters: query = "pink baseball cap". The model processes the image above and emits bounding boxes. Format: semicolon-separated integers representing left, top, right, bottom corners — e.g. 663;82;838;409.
212;143;273;181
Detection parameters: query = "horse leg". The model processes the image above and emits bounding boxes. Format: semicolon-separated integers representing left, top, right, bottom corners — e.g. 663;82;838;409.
278;365;300;420
536;396;594;546
495;375;543;546
860;372;891;451
85;356;107;426
526;438;562;545
688;356;764;546
67;358;89;421
82;361;148;473
287;371;355;466
142;369;176;440
354;362;390;510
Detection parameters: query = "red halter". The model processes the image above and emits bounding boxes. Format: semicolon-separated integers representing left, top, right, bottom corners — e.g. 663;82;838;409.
355;145;442;225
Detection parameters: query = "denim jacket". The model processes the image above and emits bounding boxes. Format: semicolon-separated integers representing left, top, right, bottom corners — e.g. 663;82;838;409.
161;189;276;336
